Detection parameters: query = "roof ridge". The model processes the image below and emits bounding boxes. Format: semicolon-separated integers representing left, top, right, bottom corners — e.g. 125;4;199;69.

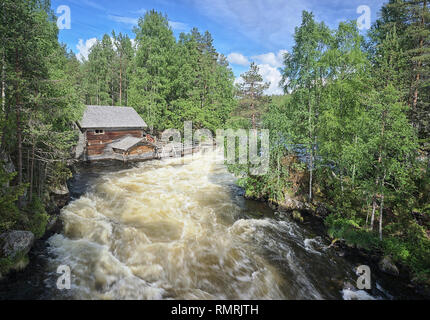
80;105;147;129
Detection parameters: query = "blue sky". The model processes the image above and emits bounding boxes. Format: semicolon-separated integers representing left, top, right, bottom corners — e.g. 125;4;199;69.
51;0;387;94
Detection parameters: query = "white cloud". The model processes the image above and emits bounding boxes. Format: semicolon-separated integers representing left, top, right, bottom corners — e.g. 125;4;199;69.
252;49;288;69
234;62;284;95
192;0;309;48
107;14;187;31
130;38;136;48
234;76;244;86
227;52;250;66
76;38;98;62
169;21;189;31
108;15;139;26
257;64;284;95
135;8;146;15
83;0;105;11
231;50;286;95
68;0;105;11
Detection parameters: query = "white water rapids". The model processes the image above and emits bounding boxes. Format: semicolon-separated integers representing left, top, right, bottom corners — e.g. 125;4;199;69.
39;151;385;300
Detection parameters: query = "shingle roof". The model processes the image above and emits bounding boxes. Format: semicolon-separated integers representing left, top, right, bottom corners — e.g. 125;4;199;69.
79;105;147;129
109;136;144;151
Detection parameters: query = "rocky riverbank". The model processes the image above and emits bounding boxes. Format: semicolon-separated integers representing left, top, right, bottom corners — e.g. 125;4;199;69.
0;160;131;282
250;193;430;299
0;182;70;280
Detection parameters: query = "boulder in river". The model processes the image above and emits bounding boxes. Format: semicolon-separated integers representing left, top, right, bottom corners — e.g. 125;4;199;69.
279;195;310;211
49;183;70;209
378;256;399;276
0;231;35;278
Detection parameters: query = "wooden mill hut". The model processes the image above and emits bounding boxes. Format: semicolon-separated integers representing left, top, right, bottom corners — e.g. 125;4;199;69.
77;105;156;161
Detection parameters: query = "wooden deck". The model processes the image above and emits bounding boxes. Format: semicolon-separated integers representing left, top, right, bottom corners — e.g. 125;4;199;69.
82;142;205;163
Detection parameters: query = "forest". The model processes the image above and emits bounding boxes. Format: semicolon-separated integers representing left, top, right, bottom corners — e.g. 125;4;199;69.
0;0;429;288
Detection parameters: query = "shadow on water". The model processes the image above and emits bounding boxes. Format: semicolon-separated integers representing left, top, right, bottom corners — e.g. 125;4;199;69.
68;161;137;200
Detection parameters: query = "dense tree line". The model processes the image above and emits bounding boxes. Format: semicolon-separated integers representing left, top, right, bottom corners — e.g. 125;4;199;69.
0;0;84;238
0;0;428;286
81;10;236;133
0;5;237;245
234;2;430;282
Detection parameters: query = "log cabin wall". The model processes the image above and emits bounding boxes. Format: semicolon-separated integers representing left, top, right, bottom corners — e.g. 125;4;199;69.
86;129;144;156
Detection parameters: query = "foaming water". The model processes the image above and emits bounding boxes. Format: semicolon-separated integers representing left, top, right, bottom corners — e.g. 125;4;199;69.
35;151;392;300
2;151;425;300
47;152;287;300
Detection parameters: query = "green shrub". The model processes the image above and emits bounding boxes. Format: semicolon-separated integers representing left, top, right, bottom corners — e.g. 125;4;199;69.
326;214;430;282
0;164;27;234
0;250;28;276
24;196;50;239
325;214;381;250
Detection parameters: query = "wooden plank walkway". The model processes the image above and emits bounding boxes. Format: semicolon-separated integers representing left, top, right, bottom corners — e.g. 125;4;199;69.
84;142;205;163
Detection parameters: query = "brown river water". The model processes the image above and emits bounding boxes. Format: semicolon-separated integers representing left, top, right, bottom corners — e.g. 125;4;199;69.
0;151;424;300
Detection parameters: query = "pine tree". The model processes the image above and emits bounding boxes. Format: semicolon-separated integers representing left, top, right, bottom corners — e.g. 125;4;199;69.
0;0;83;234
128;10;176;131
371;0;430;141
112;32;134;106
236;62;270;129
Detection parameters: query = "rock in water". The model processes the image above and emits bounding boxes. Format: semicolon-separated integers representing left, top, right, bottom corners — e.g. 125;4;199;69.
50;183;70;209
0;231;34;278
378;256;399;276
0;231;35;258
279;195;310;211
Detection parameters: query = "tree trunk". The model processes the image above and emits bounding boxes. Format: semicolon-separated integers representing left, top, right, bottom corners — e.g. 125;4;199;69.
1;52;5;113
379;193;384;241
366;197;371;228
111;76;114;106
16;105;23;205
379;172;386;240
370;195;377;231
308;99;313;202
29;141;35;203
0;51;8;150
15;48;23;207
411;0;426;127
16;115;22;183
277;152;280;185
119;54;122;106
125;72;128;106
352;135;358;185
27;149;30;182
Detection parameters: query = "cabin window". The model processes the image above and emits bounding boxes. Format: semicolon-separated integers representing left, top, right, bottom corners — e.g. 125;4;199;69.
94;130;104;135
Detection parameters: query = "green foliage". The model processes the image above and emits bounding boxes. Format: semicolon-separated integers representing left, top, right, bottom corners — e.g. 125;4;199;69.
369;0;430;141
235;62;270;128
225;116;252;130
126;11;236;133
325;215;381;250
0;165;26;234
231;7;430;282
0;250;28;276
24;196;49;239
0;0;83;243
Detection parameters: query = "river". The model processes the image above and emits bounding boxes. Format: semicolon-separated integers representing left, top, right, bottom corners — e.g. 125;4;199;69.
0;151;423;300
